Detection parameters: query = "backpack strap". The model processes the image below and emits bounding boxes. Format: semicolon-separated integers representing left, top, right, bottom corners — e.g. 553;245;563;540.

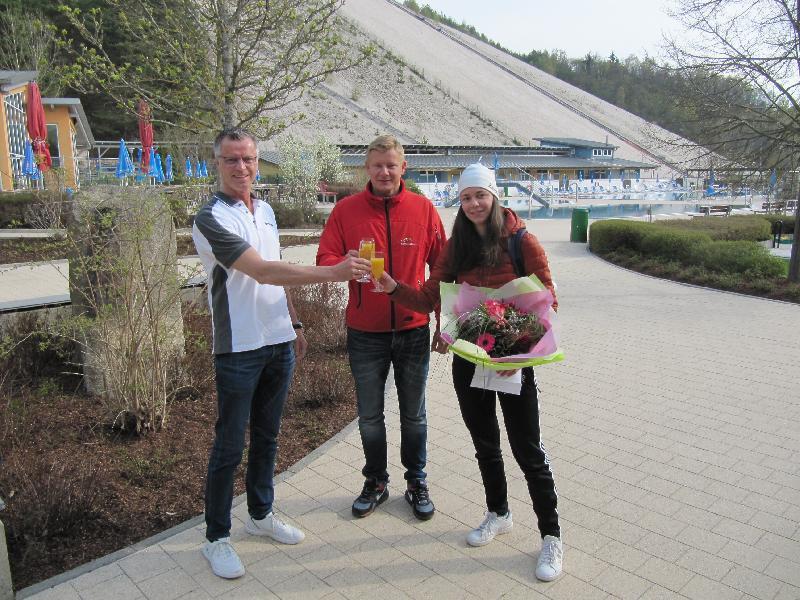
507;228;527;277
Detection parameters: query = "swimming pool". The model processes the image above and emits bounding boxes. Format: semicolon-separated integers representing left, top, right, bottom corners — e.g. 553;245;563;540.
508;202;712;220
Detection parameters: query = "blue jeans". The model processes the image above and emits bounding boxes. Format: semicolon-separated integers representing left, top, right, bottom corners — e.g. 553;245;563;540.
347;326;430;483
205;341;295;542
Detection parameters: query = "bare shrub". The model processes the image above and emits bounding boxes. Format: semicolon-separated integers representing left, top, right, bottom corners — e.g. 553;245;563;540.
289;282;347;353
23;191;70;230
66;187;194;432
284;282;353;409
165;184;212;227
0;454;104;565
0;311;77;391
290;356;353;410
179;300;215;400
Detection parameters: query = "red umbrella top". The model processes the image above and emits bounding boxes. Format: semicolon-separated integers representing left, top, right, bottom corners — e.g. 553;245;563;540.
137;99;154;172
26;82;52;172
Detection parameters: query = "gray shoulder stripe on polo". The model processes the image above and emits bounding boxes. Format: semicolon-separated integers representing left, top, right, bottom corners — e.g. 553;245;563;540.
210;264;233;354
194;204;250;268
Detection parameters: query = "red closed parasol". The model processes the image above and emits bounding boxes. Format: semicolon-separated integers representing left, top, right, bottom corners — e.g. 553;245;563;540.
137;99;154;172
26;82;52;171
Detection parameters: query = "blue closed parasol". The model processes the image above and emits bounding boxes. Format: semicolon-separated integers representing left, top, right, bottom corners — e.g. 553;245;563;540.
115;139;135;179
22;139;41;180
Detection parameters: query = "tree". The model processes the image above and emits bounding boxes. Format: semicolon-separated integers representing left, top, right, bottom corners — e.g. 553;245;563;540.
664;0;800;280
0;8;63;96
58;0;373;138
278;136;345;219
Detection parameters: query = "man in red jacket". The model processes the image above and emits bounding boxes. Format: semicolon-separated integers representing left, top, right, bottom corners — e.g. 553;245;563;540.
317;135;446;520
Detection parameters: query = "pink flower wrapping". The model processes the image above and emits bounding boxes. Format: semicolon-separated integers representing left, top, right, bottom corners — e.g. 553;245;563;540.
439;276;563;369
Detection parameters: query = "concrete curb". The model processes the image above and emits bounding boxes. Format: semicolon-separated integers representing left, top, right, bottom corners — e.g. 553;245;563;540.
0;519;12;600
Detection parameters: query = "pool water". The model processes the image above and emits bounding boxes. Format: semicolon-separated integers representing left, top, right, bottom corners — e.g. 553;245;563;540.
510;202;708;220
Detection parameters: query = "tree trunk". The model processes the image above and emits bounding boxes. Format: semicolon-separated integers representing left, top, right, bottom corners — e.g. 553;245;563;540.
218;2;237;129
791;1;800;282
789;185;800;282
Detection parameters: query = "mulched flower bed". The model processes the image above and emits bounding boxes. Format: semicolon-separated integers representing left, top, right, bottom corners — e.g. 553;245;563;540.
0;295;355;590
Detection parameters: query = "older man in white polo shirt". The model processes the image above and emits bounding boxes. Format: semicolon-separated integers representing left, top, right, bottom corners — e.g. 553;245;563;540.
193;128;369;580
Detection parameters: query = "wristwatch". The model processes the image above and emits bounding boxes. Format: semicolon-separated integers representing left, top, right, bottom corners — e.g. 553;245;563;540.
292;322;304;330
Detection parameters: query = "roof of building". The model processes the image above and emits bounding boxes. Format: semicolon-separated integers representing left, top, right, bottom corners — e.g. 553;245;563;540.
42;97;96;147
0;70;38;93
337;143;571;157
260;150;656;171
537;137;618;150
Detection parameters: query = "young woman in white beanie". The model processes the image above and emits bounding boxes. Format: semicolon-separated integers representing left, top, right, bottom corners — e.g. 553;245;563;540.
379;162;563;582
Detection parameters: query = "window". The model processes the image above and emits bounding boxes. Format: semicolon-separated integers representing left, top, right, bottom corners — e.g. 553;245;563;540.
418;170;437;183
47;124;61;167
71;125;80;189
4;92;28;188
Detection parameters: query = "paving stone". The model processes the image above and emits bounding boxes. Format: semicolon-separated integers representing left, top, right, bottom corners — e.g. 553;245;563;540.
545;573;611;600
764;556;800;588
268;569;334;599
592;563;653;599
722;564;784;599
79;574;146;600
681;573;745;600
136;568;199;600
119;547;179;584
675;547;734;581
638;556;694;592
20;585;81;600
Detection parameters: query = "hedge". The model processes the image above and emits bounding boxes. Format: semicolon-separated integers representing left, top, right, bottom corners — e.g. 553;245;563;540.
760;213;798;235
655;215;772;241
589;219;785;277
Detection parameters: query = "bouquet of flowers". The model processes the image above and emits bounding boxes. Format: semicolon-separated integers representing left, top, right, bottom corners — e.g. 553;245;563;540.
439;274;563;370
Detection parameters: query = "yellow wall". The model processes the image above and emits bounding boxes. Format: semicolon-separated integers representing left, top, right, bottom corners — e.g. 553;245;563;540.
43;105;79;189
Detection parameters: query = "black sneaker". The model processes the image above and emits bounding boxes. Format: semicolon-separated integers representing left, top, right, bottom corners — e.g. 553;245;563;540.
352;478;389;518
405;479;435;520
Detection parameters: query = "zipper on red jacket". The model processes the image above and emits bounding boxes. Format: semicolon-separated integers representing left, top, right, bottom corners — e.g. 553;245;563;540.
384;198;396;331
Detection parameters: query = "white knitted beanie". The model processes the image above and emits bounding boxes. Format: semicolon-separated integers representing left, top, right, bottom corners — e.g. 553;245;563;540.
458;163;499;199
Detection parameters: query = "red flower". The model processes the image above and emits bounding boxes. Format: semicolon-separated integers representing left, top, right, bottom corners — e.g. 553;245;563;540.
475;333;496;352
484;300;507;322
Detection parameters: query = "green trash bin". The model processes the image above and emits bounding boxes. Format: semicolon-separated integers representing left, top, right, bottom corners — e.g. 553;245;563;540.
570;208;589;242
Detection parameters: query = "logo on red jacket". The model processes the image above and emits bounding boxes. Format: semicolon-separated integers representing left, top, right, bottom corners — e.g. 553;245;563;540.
399;236;416;246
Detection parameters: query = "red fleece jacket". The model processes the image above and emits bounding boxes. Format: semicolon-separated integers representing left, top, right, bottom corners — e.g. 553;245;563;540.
316;180;446;332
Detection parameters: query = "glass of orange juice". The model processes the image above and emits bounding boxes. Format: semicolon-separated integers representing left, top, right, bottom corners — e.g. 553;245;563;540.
370;251;385;292
357;238;374;282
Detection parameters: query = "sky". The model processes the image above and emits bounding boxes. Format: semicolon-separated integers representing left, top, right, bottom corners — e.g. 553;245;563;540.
417;0;681;60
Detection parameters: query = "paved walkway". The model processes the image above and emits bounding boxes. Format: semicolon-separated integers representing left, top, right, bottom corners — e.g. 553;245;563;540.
14;218;800;600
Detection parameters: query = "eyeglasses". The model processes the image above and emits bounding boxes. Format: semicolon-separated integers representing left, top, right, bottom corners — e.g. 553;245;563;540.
220;156;258;166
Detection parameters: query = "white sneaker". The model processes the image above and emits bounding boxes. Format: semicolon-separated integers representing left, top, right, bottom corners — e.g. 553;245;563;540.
466;511;513;547
202;537;245;579
245;511;305;544
535;535;563;581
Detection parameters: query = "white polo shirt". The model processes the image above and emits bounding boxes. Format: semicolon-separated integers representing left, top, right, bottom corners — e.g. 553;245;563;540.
192;192;295;354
